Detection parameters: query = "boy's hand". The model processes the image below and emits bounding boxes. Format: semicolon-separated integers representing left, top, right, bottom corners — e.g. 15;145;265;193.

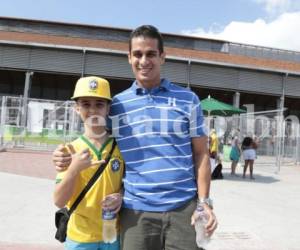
70;148;104;172
70;148;92;172
53;144;104;172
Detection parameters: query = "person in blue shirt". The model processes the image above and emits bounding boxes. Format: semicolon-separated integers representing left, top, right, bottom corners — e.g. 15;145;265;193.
230;136;241;176
53;25;217;250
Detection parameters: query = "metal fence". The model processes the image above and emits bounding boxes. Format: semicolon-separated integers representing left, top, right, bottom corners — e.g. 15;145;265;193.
210;109;300;172
1;95;300;172
0;95;82;151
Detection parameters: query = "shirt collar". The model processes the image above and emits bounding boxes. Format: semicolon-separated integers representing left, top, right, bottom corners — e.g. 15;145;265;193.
130;78;171;95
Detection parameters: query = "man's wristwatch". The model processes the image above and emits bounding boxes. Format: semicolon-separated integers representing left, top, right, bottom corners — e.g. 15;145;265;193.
197;197;213;209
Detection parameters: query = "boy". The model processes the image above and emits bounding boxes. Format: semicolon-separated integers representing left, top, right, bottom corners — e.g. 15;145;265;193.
53;76;124;250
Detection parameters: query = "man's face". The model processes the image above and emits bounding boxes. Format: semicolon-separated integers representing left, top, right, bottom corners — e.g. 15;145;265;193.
128;36;165;88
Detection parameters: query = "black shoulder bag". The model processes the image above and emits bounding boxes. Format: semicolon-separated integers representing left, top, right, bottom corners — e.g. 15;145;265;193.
55;139;117;243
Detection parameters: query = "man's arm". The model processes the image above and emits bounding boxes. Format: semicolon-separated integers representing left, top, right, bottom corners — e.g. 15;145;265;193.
52;144;73;171
191;136;217;236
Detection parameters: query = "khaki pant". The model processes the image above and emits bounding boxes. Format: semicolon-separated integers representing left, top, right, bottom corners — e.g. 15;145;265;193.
120;199;203;250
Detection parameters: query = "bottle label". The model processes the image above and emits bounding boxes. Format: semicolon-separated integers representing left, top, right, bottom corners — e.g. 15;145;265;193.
102;209;116;220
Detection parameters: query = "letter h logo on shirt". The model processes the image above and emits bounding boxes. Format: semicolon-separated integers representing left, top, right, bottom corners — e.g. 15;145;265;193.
168;97;177;107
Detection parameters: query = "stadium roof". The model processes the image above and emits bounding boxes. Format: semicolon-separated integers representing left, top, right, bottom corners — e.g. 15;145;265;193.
1;16;300;75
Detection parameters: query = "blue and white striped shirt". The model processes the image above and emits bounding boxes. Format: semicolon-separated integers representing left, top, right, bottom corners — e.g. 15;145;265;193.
110;79;206;212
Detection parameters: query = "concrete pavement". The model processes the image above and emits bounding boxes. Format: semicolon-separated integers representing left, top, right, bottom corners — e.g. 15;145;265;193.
0;150;61;250
0;149;299;250
209;162;300;250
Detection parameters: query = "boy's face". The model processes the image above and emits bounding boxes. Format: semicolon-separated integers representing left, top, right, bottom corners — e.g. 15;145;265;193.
75;97;110;128
128;36;165;88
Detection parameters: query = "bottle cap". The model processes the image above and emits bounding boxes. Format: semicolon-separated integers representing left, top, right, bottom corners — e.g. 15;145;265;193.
196;205;205;212
102;209;116;220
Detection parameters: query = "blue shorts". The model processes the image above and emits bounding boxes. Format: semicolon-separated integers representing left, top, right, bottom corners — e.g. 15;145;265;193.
65;237;120;250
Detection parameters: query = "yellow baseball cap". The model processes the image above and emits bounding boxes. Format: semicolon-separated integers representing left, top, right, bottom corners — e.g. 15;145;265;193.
71;76;112;101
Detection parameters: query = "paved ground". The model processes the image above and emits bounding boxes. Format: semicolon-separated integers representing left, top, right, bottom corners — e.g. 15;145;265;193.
0;150;61;250
0;149;299;250
209;163;300;250
0;150;56;179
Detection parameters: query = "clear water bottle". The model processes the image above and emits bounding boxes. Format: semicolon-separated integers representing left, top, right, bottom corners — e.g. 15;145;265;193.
194;205;210;248
102;208;117;243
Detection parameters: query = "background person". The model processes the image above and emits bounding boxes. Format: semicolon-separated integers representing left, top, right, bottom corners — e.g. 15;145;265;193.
209;129;218;160
229;136;241;176
241;136;257;180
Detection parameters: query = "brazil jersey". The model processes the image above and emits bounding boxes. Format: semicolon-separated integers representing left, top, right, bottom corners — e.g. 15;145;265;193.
55;136;124;243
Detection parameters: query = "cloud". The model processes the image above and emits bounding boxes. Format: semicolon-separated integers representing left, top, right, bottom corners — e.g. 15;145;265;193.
254;0;292;14
182;11;300;52
253;0;300;16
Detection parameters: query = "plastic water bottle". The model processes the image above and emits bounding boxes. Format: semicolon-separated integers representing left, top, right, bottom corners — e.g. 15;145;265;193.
102;208;117;243
194;206;210;248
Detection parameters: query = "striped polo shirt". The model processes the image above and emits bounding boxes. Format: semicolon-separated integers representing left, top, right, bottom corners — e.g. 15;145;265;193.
109;79;206;212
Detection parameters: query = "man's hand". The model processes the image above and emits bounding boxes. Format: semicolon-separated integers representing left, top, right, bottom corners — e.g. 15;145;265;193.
101;193;123;214
191;204;218;237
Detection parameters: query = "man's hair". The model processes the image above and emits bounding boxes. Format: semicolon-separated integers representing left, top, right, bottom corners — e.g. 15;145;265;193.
129;25;164;54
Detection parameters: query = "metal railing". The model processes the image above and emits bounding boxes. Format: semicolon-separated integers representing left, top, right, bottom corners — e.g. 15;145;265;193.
208;109;300;172
1;95;300;173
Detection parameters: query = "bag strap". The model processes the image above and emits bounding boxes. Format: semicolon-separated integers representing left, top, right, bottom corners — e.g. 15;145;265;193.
68;139;117;215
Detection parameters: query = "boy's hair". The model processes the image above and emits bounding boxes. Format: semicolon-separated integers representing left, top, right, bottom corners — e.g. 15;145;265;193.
129;25;164;54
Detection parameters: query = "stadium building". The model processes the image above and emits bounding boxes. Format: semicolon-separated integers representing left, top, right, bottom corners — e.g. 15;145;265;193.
0;16;300;113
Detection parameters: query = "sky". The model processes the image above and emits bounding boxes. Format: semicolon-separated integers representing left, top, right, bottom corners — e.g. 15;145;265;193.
1;0;300;52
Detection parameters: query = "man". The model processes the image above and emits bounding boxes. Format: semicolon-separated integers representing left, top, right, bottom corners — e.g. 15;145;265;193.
53;25;217;250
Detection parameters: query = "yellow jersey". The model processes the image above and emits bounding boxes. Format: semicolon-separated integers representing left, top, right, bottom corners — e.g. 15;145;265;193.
56;136;124;243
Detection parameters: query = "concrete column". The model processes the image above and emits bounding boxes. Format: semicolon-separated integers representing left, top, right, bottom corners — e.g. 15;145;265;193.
242;104;255;136
232;92;241;134
81;49;86;77
275;73;287;173
0;96;7;146
186;60;191;90
233;92;240;108
20;71;34;128
276;96;284;110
